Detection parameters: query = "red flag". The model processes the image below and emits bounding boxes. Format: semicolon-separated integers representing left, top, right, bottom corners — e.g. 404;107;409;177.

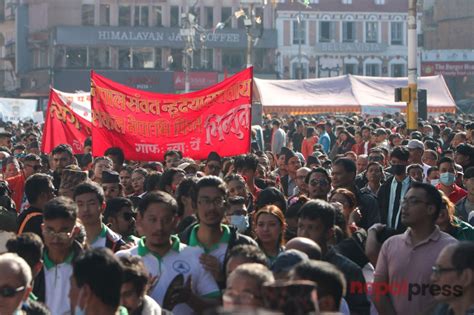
41;89;92;154
91;68;253;161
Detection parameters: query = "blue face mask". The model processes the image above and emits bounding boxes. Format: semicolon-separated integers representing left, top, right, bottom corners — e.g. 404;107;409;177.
230;215;249;233
439;172;455;186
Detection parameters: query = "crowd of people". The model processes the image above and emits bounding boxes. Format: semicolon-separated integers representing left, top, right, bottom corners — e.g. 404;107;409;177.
0;112;473;315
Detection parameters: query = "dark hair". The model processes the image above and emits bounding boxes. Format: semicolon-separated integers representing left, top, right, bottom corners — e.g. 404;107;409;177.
103;197;133;222
451;242;474;272
390;146;410;162
6;232;44;272
305;167;331;184
192;176;227;207
138;191;178;216
73;248;123;309
333;158;357;175
255;187;287;213
159;168;185;191
104;147;125;167
234;154;259;172
286;196;309;219
176;177;198;217
438;156;455;169
43;196;78;221
306;127;315;139
144;172;162;192
51;144;73;157
366;162;383;173
228;196;246;207
73;182;105;205
293;260;346;308
409;182;443;219
25;173;53;204
224;173;246;185
164;150;182;160
298;199;335;230
23;153;41;163
119;255;149;297
227;244;268;267
427;166;439;177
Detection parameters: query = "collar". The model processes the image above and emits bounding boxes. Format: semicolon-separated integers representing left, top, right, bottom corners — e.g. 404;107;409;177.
188;224;231;252
403;226;441;247
90;223;108;245
43;250;74;270
392;175;410;185
137;235;181;259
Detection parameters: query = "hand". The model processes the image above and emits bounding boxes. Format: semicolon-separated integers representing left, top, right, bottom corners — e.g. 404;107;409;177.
199;254;223;283
147;274;159;295
349;207;362;225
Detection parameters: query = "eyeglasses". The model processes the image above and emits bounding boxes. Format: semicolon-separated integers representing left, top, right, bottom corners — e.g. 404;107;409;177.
198;198;225;208
309;179;329;187
431;266;459;277
0;285;25;298
122;212;136;221
44;228;74;241
222;289;261;305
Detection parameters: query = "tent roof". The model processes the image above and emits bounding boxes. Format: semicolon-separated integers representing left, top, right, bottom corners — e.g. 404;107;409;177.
253;74;456;115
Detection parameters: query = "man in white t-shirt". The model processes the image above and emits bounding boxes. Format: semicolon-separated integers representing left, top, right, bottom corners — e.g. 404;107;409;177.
117;191;220;315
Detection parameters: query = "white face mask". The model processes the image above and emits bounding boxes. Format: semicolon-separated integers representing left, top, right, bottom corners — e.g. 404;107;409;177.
430;179;440;186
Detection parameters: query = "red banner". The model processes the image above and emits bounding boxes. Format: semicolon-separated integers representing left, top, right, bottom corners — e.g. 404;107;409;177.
91;68;253;161
41;89;92;154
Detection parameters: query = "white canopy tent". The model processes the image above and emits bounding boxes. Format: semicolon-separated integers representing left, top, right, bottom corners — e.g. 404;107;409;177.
253;74;456;116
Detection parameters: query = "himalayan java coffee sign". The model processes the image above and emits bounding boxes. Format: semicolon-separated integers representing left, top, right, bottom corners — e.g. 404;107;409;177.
90;68;253;161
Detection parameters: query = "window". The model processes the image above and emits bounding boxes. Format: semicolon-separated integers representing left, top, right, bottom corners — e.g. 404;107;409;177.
343;21;356;42
89;48;110;68
344;63;358;75
170;49;183;70
119;49;131;69
319;21;336;42
391;22;403;45
375;0;385;4
153;6;162;27
365;63;380;76
81;4;94;26
365;22;378;43
391;64;405;77
134;6;149;27
66;48;87;68
221;7;232;28
32;49;48;69
293;20;306;45
155;48;162;69
292;62;308;79
205;7;214;28
342;0;352;3
119;6;132;26
99;4;110;26
133;48;154;69
222;49;245;70
170;6;180;27
201;49;213;70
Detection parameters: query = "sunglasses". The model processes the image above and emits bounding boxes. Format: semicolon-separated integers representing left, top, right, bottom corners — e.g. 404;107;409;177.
0;285;25;298
122;212;136;221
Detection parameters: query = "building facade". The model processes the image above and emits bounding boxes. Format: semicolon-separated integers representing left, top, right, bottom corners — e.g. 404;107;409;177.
275;0;417;79
0;0;277;99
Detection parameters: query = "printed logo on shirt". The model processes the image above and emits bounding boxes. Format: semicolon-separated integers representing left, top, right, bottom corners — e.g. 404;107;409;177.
172;260;191;274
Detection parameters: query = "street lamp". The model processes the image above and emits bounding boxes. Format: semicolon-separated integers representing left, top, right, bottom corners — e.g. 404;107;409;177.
238;0;264;68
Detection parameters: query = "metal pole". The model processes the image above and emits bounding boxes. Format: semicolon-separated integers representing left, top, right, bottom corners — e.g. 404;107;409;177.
298;9;302;79
184;5;191;93
407;0;418;131
246;3;254;68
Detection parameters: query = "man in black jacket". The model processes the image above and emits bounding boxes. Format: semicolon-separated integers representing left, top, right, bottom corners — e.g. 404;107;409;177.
178;176;256;289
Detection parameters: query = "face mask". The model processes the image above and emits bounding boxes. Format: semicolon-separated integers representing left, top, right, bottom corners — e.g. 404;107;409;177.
439;172;456;186
230;215;249;233
430;179;440;186
392;164;407;176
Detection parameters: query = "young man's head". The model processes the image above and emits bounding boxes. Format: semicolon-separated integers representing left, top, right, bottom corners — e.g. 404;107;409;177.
401;182;442;228
331;158;356;189
70;248;123;315
285;150;302;177
192;176;227;228
22;153;42;179
297;200;335;252
163;150;181;170
390;146;410;176
101;170;123;201
306;167;331;200
226;196;248;233
427;166;440;185
6;232;44;278
407;164;424;183
74;182;105;227
0;253;33;315
225;245;267;276
24;173;55;209
205;152;222;177
42;197;80;253
137;191;178;249
92;157;114;183
291;260;346;312
51;144;74;172
234;154;259;184
438;157;457;187
104;147;125;172
103;197;136;238
119;255;149;315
